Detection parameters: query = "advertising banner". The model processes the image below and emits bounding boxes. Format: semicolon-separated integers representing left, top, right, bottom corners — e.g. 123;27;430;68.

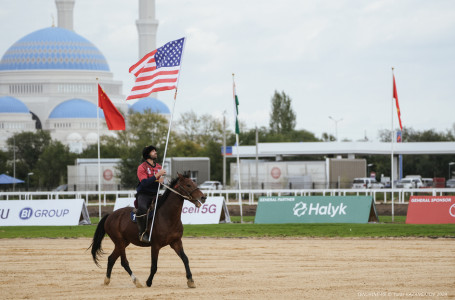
0;199;85;226
406;196;455;224
181;197;224;224
114;198;135;211
113;196;228;224
255;196;378;224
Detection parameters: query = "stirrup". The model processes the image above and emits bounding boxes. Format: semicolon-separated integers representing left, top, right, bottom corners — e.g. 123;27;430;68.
139;232;150;243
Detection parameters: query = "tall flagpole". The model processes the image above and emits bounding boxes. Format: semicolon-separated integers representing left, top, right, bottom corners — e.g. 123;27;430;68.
391;68;395;222
232;73;243;223
148;90;177;241
96;79;102;219
148;38;187;241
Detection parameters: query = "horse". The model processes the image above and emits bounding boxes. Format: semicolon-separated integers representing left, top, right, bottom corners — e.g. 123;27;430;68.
89;173;206;288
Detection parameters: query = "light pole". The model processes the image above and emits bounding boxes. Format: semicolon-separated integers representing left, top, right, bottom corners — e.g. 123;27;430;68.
449;162;455;180
328;116;343;142
27;172;34;191
367;163;374;177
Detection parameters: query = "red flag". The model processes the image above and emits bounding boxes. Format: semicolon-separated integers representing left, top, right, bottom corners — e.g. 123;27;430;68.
98;84;125;130
393;74;403;131
126;37;185;100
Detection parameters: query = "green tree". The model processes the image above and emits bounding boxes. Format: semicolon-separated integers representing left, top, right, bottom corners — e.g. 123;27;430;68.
269;90;296;134
6;131;52;180
373;127;455;179
79;136;125;158
321;132;336;142
174;111;224;181
177;111;223;145
0;149;9;174
34;141;75;190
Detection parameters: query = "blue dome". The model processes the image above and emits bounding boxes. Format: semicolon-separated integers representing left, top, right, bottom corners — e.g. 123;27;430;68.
49;99;104;119
0;27;109;71
130;97;170;114
0;96;29;113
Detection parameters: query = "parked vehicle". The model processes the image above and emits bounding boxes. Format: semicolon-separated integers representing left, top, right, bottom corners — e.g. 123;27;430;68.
380;176;391;188
446;179;455;188
421;178;434;188
396;178;423;189
352;178;384;189
198;180;223;190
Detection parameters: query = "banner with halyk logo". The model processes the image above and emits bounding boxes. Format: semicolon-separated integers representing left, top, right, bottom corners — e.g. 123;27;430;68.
406;196;455;224
255;196;378;224
0;199;88;226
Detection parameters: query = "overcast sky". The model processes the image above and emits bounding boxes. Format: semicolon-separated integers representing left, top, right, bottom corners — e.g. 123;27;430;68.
1;0;454;142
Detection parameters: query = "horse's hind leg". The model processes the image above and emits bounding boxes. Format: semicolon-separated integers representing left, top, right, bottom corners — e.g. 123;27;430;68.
170;239;196;288
105;249;120;285
105;244;142;288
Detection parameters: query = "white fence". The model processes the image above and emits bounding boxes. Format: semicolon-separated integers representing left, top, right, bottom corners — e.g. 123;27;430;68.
1;188;454;206
1;188;454;220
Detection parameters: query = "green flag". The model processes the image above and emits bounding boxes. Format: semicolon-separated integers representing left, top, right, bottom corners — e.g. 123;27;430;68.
233;81;240;134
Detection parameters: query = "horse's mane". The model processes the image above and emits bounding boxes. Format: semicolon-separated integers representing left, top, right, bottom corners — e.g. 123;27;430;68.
156;175;187;210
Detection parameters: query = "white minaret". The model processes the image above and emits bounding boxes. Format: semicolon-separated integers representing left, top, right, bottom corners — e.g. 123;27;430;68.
136;0;159;59
55;0;75;30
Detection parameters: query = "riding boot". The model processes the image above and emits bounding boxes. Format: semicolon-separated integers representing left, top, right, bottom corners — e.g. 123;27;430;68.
136;215;150;243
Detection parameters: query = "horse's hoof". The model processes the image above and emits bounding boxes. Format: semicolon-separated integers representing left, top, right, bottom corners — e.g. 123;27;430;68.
104;277;110;286
146;280;152;287
187;279;196;288
134;279;143;288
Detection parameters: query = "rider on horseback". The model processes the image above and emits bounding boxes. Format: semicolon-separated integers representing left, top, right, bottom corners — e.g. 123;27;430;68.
136;145;166;242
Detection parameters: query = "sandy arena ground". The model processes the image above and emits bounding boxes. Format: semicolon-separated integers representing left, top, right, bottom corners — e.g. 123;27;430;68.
0;238;454;299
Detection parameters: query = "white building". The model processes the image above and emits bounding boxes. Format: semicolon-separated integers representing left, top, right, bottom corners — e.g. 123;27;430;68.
0;0;169;153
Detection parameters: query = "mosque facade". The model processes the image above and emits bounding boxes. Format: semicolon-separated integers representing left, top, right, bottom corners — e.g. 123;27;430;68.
0;0;169;153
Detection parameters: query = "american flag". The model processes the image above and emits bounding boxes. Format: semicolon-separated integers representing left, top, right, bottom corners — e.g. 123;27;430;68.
126;38;185;100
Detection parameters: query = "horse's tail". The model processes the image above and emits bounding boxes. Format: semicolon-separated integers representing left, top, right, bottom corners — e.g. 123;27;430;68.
89;214;109;268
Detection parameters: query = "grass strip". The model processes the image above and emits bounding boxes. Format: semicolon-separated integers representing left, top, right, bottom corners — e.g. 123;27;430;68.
0;216;453;239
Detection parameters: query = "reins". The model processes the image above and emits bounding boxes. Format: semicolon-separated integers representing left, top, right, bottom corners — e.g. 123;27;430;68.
161;182;199;201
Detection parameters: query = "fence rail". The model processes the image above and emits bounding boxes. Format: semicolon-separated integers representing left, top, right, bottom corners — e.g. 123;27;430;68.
1;188;454;206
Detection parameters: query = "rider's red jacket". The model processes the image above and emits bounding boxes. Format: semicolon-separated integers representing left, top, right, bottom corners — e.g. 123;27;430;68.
136;161;162;194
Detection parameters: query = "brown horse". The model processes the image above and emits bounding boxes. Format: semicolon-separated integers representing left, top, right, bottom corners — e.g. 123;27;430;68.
90;173;206;288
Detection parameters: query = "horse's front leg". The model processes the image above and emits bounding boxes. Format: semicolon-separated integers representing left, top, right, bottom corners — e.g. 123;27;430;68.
119;247;142;288
146;246;160;287
170;239;196;288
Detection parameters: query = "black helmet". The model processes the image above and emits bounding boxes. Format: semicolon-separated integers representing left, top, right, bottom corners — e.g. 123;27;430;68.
142;145;157;160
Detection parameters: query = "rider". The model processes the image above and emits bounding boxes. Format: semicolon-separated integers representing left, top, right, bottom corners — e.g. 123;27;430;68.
136;145;166;242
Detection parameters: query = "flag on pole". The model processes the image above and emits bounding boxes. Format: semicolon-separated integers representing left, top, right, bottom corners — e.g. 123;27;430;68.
98;84;125;130
127;37;185;100
392;74;403;131
233;79;240;134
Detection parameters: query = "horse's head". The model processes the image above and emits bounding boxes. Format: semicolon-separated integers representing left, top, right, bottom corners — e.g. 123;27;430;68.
174;173;206;207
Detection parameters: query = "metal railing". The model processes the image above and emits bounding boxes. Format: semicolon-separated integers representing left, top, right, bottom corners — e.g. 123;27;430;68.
1;188;454;206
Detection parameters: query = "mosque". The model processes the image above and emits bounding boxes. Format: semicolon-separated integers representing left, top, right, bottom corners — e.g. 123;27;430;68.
0;0;170;153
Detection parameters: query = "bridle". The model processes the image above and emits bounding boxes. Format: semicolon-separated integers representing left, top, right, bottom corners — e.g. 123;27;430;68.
161;181;201;204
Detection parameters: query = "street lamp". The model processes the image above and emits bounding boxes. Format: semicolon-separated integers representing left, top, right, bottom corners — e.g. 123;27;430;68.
367;163;374;177
27;172;34;191
328;116;343;142
449;162;455;180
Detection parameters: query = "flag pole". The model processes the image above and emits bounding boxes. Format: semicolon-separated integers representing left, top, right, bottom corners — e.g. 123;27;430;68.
391;68;395;222
148;38;187;241
96;78;102;219
232;73;243;223
148;91;177;241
